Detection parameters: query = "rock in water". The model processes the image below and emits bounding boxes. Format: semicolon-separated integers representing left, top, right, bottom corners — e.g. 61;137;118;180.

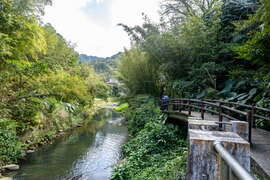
0;177;12;180
2;164;20;171
70;174;83;180
26;150;35;153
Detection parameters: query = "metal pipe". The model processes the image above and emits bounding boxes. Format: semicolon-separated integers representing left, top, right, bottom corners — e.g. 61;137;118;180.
213;141;255;180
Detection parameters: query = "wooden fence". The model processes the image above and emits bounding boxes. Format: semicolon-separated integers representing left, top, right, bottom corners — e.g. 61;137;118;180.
169;98;270;143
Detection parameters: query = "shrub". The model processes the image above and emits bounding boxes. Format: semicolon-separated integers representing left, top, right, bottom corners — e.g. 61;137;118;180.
0;118;24;164
115;103;129;112
111;95;187;180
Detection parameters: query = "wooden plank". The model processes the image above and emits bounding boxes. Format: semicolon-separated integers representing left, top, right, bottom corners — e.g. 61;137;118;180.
254;114;270;121
221;105;247;116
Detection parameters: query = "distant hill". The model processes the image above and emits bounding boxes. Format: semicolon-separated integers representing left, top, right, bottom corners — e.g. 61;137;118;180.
79;52;122;62
79;52;122;80
79;54;105;62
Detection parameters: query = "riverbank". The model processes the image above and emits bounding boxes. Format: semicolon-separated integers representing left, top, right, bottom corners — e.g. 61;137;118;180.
111;95;187;180
8;108;127;179
0;98;117;178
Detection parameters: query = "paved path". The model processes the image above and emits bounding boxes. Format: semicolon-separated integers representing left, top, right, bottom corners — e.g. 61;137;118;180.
168;111;270;178
251;128;270;178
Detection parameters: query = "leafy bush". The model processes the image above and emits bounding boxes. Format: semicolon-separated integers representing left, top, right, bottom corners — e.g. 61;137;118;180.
111;95;187;180
0;118;24;165
0;1;109;166
115;103;129;112
123;96;162;136
0;129;24;164
30;70;93;105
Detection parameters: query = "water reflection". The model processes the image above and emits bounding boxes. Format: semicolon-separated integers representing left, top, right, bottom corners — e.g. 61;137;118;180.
13;109;127;180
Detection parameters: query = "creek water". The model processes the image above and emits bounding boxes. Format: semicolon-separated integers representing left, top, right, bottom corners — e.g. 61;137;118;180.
12;109;128;180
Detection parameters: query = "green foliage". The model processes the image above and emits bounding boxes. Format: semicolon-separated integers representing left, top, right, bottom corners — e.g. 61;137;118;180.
79;53;121;86
0;0;47;62
234;0;270;72
115;103;129;112
116;0;270;134
117;1;227;98
118;49;160;96
42;24;78;69
30;69;94;105
115;1;270;178
0;0;108;165
127;101;162;136
228;0;270;130
0;118;24;164
0;129;24;164
117;0;269;110
111;96;187;180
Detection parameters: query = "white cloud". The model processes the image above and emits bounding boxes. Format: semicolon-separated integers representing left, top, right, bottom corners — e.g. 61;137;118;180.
43;0;161;57
96;0;104;3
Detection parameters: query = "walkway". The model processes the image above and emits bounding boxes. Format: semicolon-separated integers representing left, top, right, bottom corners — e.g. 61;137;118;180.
168;110;270;178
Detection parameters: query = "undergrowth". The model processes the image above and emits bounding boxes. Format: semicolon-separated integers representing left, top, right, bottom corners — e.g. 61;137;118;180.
111;95;187;180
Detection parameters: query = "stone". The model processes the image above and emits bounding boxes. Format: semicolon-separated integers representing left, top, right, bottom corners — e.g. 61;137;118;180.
188;120;219;131
70;174;82;180
26;150;35;153
188;130;250;180
0;177;12;180
2;164;20;171
231;121;248;141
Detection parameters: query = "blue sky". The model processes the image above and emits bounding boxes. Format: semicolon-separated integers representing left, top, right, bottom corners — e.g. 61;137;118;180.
43;0;161;57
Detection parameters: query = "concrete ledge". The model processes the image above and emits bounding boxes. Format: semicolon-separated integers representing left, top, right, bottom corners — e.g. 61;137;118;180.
189;130;249;144
231;121;248;141
188;130;250;180
188;116;203;120
188;120;219;131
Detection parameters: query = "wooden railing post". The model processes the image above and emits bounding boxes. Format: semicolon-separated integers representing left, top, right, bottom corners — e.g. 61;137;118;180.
179;99;181;112
201;100;205;120
252;105;256;128
188;99;192;116
247;111;253;144
219;102;223;131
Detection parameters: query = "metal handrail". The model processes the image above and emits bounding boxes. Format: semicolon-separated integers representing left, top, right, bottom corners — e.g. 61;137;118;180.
213;141;255;180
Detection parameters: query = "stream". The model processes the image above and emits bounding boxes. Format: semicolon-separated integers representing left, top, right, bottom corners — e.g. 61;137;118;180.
12;108;127;180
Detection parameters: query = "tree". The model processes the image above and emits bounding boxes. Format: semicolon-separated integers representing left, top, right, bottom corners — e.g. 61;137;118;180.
234;0;270;72
161;0;220;26
0;0;47;64
42;24;78;70
118;49;160;95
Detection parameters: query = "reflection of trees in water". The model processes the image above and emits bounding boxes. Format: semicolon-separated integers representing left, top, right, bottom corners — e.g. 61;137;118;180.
101;123;127;136
92;109;121;122
14;109;126;180
14;130;97;180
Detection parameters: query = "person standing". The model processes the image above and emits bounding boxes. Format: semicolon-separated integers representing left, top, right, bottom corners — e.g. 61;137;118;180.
161;95;169;110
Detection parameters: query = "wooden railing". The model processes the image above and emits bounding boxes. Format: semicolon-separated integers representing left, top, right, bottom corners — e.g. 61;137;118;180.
168;98;270;143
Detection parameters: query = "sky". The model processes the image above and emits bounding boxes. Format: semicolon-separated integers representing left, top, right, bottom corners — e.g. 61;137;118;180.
43;0;161;57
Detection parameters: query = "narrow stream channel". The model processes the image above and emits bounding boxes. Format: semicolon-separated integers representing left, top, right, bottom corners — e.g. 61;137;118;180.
13;109;127;180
